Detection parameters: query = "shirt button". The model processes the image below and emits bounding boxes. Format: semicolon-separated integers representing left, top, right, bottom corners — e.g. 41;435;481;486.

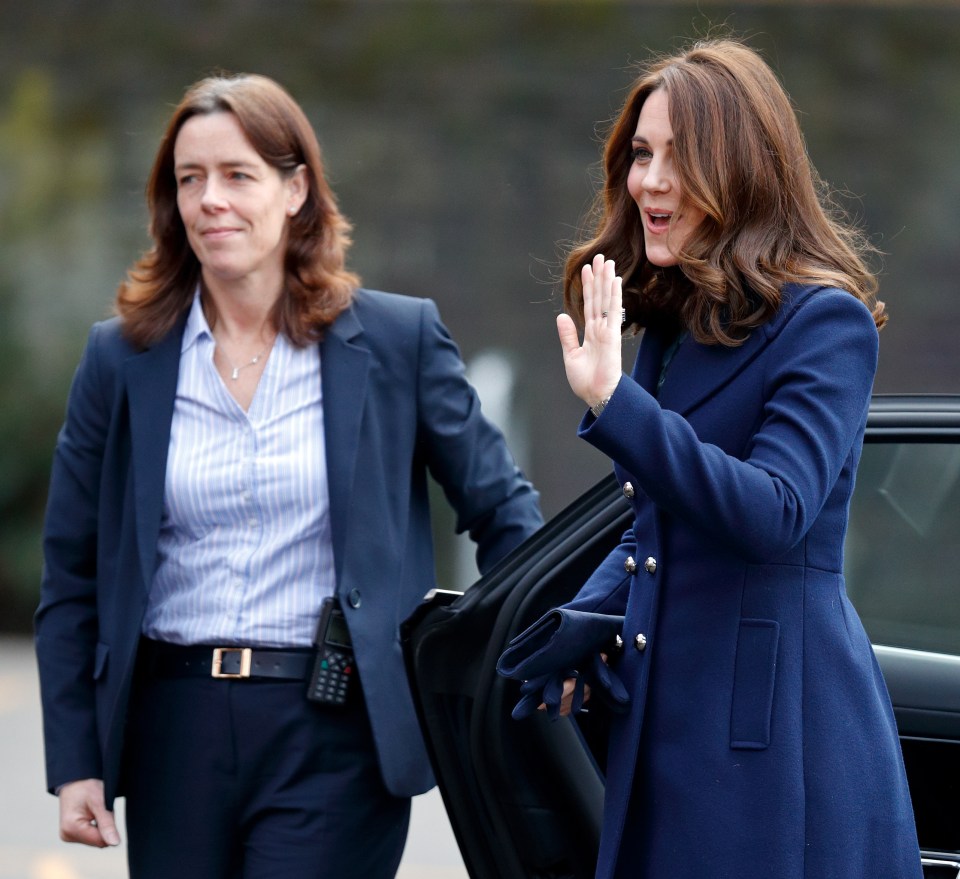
644;557;657;574
624;556;637;574
634;633;648;652
623;482;635;499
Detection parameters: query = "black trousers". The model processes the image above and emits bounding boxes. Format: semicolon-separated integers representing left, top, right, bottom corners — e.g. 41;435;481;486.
122;666;410;879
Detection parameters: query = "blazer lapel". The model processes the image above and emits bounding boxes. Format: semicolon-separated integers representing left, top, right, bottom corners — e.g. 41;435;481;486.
125;320;184;593
319;305;371;586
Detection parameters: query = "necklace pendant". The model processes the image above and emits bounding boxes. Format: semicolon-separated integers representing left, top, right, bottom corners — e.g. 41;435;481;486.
231;367;240;380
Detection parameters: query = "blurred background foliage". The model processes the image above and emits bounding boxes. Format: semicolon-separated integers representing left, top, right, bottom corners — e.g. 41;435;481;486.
2;1;959;632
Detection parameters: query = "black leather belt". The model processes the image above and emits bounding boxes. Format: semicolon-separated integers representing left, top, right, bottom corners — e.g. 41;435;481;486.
139;638;314;681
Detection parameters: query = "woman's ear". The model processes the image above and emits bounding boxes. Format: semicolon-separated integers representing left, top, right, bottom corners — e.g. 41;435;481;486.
287;164;308;216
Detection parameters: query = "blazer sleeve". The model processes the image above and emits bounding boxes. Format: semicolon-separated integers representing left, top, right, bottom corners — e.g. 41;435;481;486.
34;322;113;790
414;299;543;574
580;289;879;562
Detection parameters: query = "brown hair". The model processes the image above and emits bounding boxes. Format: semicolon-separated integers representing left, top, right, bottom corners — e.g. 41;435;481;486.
116;73;358;347
563;39;885;344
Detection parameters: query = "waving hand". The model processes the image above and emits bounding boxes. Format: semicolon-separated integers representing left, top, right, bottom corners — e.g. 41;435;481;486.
556;254;624;409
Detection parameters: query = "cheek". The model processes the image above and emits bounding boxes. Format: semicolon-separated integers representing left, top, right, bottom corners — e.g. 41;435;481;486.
176;193;195;227
626;165;644;204
679;206;707;238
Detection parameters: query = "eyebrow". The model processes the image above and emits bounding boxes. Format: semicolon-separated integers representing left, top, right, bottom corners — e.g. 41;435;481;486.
631;135;673;146
173;159;260;172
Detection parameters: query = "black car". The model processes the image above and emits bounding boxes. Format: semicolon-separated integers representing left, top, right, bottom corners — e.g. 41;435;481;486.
403;394;960;879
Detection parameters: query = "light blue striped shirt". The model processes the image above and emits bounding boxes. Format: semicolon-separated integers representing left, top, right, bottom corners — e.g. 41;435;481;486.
142;292;334;647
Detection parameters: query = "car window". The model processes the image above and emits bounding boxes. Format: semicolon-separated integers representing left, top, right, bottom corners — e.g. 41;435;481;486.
845;441;960;657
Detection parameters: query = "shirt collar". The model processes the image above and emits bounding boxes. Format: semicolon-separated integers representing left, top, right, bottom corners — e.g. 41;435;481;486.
181;286;213;354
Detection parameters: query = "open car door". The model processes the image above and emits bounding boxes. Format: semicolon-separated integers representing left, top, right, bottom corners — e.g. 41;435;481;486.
402;394;960;879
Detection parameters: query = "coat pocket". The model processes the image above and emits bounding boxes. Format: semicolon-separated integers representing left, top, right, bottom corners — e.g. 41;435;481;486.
730;619;779;750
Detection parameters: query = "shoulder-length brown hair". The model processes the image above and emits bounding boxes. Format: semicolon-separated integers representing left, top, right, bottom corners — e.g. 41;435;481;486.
117;73;358;348
564;39;886;344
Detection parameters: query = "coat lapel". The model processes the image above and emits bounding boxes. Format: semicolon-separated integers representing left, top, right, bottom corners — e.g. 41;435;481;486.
658;330;768;416
319;305;371;586
124;319;184;593
633;327;669;394
657;284;819;416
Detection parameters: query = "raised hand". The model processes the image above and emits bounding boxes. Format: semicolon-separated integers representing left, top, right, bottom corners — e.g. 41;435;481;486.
556;253;624;409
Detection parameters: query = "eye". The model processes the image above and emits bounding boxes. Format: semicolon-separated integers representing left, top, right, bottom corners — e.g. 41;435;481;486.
631;146;652;163
229;171;251;181
177;173;200;188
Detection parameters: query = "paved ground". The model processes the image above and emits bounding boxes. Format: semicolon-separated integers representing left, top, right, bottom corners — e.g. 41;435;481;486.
0;636;468;879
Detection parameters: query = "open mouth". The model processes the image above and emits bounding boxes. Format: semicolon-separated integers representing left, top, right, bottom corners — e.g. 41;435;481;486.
645;210;673;232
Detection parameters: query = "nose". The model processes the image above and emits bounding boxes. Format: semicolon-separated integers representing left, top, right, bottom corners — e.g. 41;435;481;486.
200;177;228;211
642;156;670;194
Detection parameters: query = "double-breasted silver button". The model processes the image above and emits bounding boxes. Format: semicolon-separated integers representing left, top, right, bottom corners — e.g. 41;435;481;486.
623;481;635;499
634;633;648;652
644;556;657;574
624;556;637;574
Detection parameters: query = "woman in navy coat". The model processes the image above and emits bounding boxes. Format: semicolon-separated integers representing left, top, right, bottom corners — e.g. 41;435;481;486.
549;39;922;878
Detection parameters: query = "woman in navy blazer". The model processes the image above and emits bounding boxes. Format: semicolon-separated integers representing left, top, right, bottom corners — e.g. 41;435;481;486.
542;39;921;878
34;74;542;878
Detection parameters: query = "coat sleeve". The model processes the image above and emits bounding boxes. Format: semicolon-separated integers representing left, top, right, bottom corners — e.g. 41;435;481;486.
34;322;113;791
563;526;637;616
580;289;879;562
414;299;543;574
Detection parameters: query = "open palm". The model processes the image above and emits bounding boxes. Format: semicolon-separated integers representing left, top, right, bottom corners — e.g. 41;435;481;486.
556;253;625;408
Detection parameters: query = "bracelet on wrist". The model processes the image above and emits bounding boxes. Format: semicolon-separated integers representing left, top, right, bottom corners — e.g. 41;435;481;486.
590;397;611;418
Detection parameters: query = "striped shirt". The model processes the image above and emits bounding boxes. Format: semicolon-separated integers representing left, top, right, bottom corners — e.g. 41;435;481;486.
142;292;334;647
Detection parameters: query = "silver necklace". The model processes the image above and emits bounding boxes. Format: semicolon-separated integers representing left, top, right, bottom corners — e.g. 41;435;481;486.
218;345;267;381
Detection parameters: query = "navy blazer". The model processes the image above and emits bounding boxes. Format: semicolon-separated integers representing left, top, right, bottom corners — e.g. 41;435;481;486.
35;288;543;805
566;285;921;879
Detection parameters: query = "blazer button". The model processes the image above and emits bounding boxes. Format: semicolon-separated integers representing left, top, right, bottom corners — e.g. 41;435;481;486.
347;589;362;609
644;556;657;574
624;556;637;574
623;481;635;499
634;633;647;652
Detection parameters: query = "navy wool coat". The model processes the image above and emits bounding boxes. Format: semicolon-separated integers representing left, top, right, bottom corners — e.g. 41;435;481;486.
565;285;922;879
35;288;542;806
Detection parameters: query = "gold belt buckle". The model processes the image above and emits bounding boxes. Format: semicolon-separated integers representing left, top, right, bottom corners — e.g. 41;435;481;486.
211;647;253;679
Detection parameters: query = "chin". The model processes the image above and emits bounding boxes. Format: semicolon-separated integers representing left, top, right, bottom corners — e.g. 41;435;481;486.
642;236;680;268
645;250;680;269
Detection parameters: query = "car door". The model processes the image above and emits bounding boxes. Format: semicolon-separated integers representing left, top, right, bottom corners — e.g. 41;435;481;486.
402;394;960;879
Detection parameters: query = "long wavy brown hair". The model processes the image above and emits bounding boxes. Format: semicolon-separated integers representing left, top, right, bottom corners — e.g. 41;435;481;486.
563;39;886;345
116;74;358;348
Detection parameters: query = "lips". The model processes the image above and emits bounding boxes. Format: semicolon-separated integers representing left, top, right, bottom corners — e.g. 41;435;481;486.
200;226;242;239
644;208;673;233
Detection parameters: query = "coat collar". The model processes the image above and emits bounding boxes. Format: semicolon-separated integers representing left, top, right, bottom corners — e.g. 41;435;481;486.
643;284;822;416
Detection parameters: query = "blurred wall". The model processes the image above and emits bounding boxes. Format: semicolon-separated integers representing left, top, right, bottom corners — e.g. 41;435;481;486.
2;1;959;629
